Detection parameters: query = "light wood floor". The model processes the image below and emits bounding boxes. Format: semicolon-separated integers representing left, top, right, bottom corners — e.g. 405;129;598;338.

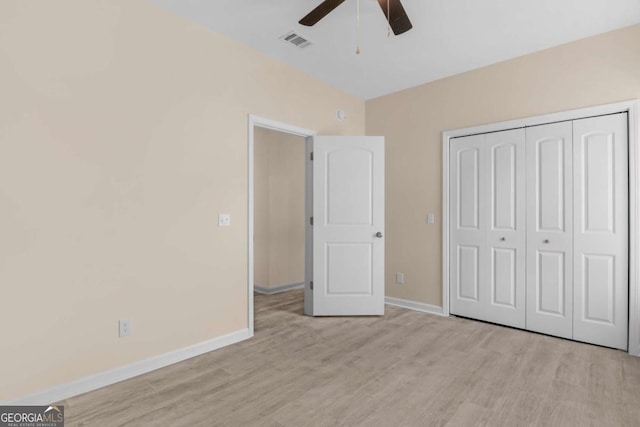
63;290;640;426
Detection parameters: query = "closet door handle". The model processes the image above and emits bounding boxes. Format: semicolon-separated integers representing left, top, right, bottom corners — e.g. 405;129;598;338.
543;239;550;244
500;237;506;241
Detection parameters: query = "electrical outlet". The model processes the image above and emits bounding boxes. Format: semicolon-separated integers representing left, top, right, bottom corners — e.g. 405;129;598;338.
218;213;231;227
395;272;405;284
427;213;435;224
119;319;131;338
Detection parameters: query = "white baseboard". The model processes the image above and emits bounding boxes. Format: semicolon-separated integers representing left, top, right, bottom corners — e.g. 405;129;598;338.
3;328;251;406
254;282;304;295
385;297;445;316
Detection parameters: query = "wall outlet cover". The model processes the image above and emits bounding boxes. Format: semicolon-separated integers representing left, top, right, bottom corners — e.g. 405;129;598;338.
119;319;131;338
218;213;231;227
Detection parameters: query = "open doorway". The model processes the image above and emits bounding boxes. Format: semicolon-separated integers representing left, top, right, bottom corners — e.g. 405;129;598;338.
248;116;386;333
247;116;316;336
253;127;305;295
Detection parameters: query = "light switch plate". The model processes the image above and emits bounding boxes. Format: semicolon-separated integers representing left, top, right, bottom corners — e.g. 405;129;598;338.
427;213;435;224
119;319;131;338
218;213;231;227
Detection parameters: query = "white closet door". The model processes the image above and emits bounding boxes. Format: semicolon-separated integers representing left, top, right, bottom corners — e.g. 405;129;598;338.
485;129;526;328
573;114;628;350
450;130;525;326
450;134;487;320
526;122;573;339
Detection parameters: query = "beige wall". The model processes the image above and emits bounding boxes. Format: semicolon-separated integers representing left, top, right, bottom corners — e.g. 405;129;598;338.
254;128;305;289
254;130;270;287
366;24;640;308
0;0;364;401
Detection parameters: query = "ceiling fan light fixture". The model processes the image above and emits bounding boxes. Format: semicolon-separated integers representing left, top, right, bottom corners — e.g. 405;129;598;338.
299;0;412;35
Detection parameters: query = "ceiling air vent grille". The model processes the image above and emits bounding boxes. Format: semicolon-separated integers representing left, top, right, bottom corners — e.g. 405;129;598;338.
280;31;312;49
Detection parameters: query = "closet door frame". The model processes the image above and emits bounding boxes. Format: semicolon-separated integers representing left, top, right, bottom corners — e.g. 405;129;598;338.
442;99;640;357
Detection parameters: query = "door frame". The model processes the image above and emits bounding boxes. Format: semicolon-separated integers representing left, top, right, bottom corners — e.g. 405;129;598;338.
441;99;640;356
247;115;316;336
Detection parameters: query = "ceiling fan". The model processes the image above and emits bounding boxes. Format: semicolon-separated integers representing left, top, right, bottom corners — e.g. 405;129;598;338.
299;0;413;36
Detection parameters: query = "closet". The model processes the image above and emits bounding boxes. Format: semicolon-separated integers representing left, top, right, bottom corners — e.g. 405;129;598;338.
449;113;628;350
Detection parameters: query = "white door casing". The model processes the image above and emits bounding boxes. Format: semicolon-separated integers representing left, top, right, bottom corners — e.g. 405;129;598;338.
248;115;316;337
311;136;385;316
525;121;574;339
572;113;628;350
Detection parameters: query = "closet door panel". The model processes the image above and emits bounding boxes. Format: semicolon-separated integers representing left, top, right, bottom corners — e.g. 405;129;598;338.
573;114;628;350
450;135;488;320
526;122;573;339
485;129;526;328
536;250;567;316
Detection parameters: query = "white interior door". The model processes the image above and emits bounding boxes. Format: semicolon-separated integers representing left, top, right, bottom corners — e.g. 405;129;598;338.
485;129;526;328
572;113;628;350
450;134;487;321
311;136;385;316
450;130;525;327
526;122;574;339
447;110;631;351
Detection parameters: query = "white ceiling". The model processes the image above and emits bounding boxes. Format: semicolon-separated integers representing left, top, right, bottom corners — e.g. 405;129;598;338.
148;0;640;100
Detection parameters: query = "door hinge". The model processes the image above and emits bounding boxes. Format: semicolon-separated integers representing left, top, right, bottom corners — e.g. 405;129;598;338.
310;281;313;290
310;152;314;161
310;216;314;226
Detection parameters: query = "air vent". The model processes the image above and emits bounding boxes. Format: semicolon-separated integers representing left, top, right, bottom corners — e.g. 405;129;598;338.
280;31;313;49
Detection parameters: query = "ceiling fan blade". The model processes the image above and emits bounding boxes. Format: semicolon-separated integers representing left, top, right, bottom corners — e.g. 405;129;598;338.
299;0;347;26
377;0;413;35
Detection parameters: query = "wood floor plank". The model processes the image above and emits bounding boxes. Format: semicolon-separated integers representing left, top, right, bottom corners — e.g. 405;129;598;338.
62;289;640;426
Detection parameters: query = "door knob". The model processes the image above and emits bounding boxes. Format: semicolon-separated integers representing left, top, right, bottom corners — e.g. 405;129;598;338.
543;239;550;244
375;232;383;238
500;237;506;241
